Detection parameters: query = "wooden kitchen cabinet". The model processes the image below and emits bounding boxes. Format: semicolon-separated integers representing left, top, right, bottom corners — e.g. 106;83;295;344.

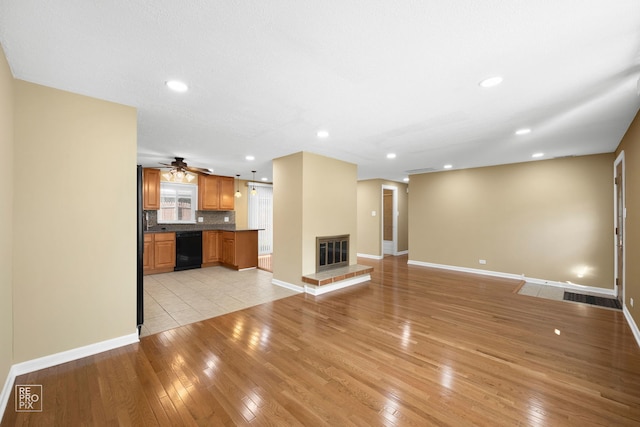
198;175;235;211
219;176;235;210
143;232;176;275
221;230;258;270
221;232;236;267
143;233;153;270
202;230;220;266
143;168;161;210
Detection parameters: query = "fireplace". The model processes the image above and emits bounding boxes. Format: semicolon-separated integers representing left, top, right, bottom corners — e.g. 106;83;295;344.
316;235;349;272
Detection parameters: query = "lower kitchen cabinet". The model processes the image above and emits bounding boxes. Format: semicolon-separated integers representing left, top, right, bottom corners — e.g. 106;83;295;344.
143;232;176;275
202;230;220;266
221;230;258;270
144;230;258;274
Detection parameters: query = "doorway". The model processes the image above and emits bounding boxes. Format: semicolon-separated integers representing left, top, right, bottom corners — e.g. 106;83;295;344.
382;185;397;256
614;152;625;306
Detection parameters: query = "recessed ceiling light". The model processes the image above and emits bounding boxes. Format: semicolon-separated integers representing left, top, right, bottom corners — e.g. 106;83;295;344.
479;76;503;88
386;153;396;159
261;177;268;181
443;164;453;169
245;155;255;161
515;128;532;135
403;177;410;182
166;80;188;92
317;130;329;138
532;152;544;158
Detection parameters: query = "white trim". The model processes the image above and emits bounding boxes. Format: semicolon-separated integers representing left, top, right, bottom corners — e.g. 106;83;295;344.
0;366;17;421
0;331;139;419
395;250;408;256
305;274;371;296
524;277;616;297
623;306;640;348
271;279;304;292
357;253;383;260
614;151;625;302
407;260;616;296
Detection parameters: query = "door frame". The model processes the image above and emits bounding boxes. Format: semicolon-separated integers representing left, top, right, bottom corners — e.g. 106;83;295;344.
381;185;398;256
614;151;625;305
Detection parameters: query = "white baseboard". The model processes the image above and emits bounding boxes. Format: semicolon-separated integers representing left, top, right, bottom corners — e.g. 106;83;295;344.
0;331;139;420
408;259;523;279
524;276;616;297
305;274;371;296
0;365;16;422
357;253;383;260
623;306;640;348
407;259;616;296
395;250;409;256
271;279;304;292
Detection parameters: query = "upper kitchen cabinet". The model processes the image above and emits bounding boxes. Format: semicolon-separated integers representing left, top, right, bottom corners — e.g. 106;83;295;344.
219;176;235;210
198;175;235;211
143;168;161;210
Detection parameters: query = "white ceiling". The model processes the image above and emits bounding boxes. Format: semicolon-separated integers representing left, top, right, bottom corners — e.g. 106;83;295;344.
2;1;640;182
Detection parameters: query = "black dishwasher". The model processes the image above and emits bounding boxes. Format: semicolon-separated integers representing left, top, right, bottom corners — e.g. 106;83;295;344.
175;231;202;271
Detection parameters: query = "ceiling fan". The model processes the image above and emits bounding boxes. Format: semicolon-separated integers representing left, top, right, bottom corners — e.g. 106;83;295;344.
159;157;212;176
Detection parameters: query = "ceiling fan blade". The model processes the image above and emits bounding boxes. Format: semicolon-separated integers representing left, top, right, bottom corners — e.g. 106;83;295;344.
186;166;212;175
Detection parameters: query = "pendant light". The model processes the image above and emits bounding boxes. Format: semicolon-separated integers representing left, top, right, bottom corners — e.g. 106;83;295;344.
250;171;257;196
234;174;242;198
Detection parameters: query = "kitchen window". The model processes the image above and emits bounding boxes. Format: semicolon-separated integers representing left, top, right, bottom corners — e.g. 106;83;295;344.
158;182;197;224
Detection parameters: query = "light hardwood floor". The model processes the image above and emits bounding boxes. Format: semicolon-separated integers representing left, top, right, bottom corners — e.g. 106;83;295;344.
3;255;640;426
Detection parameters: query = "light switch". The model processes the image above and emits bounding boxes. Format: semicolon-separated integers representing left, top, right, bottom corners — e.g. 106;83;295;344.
224;217;229;222
371;211;376;217
198;217;203;223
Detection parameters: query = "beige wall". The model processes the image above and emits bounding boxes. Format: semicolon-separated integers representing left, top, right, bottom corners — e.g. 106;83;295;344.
234;179;249;228
0;44;14;392
357;179;408;256
273;152;357;286
409;154;615;288
273;152;304;286
616;109;640;327
302;152;358;274
13;81;137;362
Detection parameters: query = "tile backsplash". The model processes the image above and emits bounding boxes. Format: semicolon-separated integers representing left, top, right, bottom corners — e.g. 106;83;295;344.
144;210;236;231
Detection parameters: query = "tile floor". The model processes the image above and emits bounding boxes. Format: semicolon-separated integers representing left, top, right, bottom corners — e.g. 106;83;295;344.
141;267;300;337
518;282;619;308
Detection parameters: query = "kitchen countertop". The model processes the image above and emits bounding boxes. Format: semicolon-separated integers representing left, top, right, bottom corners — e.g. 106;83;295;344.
144;225;261;234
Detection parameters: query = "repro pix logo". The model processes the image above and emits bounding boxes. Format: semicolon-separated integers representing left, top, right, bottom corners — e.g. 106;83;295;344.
15;385;43;412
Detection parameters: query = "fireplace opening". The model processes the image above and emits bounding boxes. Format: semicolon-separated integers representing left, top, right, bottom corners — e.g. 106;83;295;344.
316;235;349;272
